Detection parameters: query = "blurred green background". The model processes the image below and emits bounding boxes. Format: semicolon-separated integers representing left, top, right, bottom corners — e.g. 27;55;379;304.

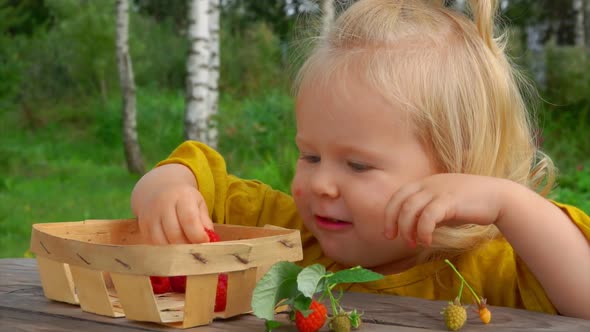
1;0;589;258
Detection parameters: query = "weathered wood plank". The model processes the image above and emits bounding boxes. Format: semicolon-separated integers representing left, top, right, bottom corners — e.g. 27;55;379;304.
0;283;405;332
339;292;590;331
0;258;42;294
2;258;589;332
0;306;418;332
0;307;157;332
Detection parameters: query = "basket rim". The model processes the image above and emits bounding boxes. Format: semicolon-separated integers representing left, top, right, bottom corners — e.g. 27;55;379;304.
30;219;303;275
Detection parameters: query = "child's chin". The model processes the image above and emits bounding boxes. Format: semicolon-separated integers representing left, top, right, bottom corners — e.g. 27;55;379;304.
321;245;367;268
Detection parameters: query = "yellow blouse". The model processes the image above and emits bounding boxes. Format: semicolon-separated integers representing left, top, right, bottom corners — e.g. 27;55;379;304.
158;140;590;315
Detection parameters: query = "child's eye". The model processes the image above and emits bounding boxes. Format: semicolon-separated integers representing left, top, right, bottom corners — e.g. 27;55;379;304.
348;161;371;172
300;154;320;163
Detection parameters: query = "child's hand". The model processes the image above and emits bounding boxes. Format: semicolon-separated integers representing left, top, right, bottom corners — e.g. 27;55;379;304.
383;173;510;247
136;184;214;245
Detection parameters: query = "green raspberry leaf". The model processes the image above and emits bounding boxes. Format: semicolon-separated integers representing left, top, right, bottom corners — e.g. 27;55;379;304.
326;266;384;285
264;319;282;332
293;294;313;316
297;263;326;298
252;261;303;321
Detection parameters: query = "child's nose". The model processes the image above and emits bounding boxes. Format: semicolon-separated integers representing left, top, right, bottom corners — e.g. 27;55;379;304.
310;165;339;198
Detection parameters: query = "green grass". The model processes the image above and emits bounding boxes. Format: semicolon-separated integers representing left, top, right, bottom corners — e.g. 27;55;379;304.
1;88;588;258
538;107;590;213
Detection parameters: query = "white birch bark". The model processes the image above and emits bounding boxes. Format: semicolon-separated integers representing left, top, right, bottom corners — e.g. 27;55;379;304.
207;0;220;149
116;0;145;174
185;0;212;144
573;0;586;47
322;0;334;36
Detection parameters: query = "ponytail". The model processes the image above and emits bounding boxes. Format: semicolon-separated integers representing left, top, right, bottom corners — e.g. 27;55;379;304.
467;0;504;54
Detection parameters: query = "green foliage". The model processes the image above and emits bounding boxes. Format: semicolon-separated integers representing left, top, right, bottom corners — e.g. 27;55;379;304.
130;15;188;89
217;89;297;193
0;35;25;104
533;45;590;214
251;261;303;321
4;0;189;108
544;44;590;108
0;0;51;35
505;28;589;215
135;0;187;27
0;0;30;33
251;262;383;326
45;0;118;97
551;164;590;214
221;21;288;96
0;0;51;104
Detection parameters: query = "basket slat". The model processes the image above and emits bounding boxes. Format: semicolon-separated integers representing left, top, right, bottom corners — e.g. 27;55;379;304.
222;268;257;318
36;256;78;305
180;273;219;328
69;265;123;317
110;273;162;323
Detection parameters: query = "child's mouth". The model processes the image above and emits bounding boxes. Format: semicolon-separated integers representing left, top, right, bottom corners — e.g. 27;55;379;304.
315;215;353;230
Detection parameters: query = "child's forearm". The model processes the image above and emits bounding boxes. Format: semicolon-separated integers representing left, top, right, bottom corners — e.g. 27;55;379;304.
130;163;198;216
496;182;590;319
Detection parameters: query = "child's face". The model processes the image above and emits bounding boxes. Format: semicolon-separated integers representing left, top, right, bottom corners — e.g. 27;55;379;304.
291;75;439;272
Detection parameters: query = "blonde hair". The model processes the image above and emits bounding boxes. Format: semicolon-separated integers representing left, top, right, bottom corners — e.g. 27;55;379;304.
295;0;556;260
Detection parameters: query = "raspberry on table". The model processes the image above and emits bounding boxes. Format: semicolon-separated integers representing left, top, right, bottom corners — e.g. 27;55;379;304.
441;298;467;331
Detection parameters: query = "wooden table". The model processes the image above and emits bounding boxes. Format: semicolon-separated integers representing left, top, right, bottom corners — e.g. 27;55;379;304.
1;258;588;331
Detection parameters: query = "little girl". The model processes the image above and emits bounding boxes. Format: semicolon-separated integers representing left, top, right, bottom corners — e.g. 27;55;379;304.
130;0;590;319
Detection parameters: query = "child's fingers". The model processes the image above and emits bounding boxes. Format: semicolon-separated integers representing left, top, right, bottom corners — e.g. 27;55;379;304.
163;207;190;244
137;215;149;242
176;199;206;244
197;196;214;231
175;197;202;243
149;217;170;245
138;213;167;245
384;183;422;239
397;191;433;247
415;197;450;246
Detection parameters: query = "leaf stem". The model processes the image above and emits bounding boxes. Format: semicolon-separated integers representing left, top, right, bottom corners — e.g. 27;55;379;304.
444;259;481;304
326;284;340;315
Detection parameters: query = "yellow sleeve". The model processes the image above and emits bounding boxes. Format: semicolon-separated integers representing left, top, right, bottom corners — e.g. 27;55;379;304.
155;141;325;264
465;201;590;314
155;140;297;228
552;201;590;238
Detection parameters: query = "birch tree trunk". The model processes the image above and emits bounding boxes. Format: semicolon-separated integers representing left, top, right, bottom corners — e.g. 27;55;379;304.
185;0;212;145
116;0;145;174
584;0;590;47
207;0;220;150
322;0;334;36
573;0;586;47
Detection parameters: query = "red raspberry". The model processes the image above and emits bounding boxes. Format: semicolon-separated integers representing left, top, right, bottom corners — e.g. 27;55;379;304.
214;273;228;312
205;228;220;242
205;228;228;312
169;275;187;293
164;228;228;312
295;300;327;332
149;276;171;294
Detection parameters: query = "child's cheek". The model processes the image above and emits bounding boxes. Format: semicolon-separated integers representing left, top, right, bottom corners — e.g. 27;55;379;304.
293;187;302;197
